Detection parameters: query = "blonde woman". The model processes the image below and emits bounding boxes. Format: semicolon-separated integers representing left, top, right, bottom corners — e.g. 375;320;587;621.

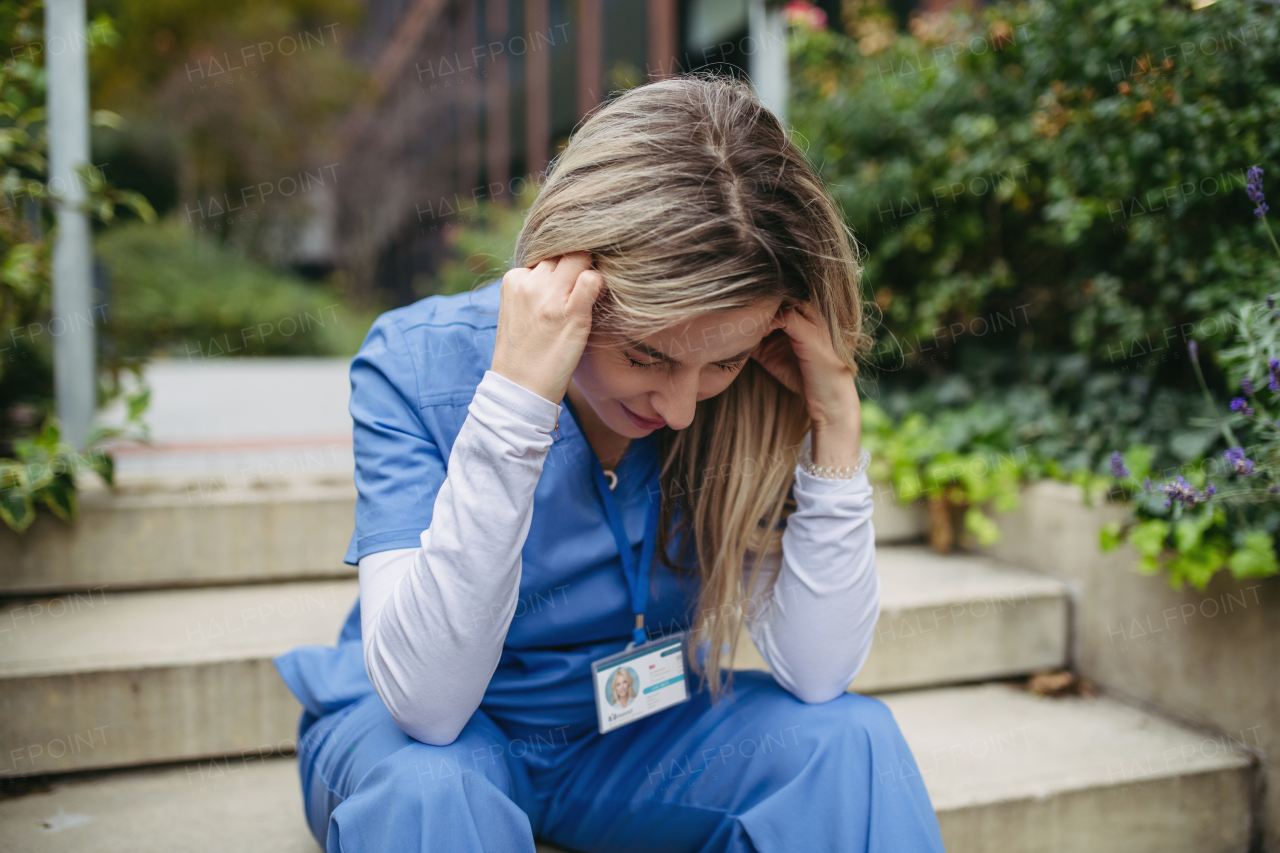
611;668;635;709
275;73;945;852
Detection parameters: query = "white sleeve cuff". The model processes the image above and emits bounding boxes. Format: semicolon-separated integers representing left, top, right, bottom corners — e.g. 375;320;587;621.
473;369;562;434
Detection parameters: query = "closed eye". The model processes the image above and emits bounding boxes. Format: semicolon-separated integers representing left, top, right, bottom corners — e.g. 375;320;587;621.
627;354;747;373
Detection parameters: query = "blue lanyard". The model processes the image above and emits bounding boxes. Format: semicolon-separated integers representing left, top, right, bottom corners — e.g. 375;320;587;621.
561;395;661;646
591;465;661;646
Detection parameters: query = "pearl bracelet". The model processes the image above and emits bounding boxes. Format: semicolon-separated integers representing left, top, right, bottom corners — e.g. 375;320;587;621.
797;434;871;479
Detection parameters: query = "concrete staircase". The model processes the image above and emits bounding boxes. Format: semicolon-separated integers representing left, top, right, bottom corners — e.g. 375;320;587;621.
0;479;1257;851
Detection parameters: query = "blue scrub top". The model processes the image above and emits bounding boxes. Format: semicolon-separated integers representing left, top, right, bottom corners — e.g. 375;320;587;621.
340;278;700;734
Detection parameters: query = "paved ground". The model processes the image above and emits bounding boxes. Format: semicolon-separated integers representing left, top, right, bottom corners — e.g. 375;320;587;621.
101;358;354;481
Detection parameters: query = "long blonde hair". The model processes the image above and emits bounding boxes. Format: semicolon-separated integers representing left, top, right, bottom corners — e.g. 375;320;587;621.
512;73;870;699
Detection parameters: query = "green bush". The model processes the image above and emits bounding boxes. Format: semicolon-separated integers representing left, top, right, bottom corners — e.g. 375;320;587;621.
1100;188;1280;590
0;0;154;532
419;182;537;299
862;397;1032;550
96;218;374;359
790;0;1280;477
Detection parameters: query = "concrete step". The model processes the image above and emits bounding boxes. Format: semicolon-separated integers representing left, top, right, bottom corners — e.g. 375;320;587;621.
0;580;358;777
0;755;569;853
0;478;924;597
99;357;356;483
883;683;1256;852
0;758;320;853
734;546;1070;693
0;476;359;596
0;684;1253;852
2;547;1064;776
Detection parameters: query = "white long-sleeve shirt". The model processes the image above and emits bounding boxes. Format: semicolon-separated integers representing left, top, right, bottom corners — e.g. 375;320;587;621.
359;369;881;746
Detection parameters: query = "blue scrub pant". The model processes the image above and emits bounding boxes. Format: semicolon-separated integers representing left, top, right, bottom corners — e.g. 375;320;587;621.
292;669;946;852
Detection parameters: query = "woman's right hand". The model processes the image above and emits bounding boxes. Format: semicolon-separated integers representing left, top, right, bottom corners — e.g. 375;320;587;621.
491;251;603;403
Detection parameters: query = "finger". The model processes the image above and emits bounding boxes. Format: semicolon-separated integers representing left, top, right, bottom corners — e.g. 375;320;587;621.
502;267;527;290
553;251;594;291
565;269;604;318
532;257;559;273
779;306;829;350
783;303;819;330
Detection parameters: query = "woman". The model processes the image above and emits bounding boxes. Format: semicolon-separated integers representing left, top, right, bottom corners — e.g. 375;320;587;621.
275;73;945;852
611;668;635;709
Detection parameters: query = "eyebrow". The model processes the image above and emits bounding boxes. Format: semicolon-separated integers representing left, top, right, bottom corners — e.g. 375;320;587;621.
628;342;754;366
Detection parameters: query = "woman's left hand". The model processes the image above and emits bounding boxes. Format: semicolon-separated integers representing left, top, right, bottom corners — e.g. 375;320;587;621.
750;303;863;467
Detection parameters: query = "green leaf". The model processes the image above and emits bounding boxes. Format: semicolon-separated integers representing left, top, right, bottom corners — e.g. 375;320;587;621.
87;451;114;486
1227;532;1280;581
1137;554;1161;575
127;387;151;422
1119;445;1155;482
1099;520;1123;552
39;477;77;523
35;419;61;448
1166;541;1228;592
0;487;35;533
964;506;1001;546
1173;513;1214;553
91;109;124;129
1128;519;1170;559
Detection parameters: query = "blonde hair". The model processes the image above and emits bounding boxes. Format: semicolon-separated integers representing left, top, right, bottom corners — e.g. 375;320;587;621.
512;72;870;699
612;668;634;700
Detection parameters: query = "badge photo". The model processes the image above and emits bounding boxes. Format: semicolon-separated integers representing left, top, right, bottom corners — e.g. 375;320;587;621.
592;634;690;734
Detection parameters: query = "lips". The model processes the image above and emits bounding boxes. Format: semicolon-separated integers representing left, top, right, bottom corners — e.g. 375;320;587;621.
621;403;667;430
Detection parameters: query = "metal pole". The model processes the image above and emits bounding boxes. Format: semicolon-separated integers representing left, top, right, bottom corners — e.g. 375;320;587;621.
47;0;95;451
748;0;788;126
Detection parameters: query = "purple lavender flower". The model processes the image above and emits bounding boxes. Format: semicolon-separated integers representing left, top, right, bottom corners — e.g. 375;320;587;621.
1230;397;1255;416
1188;340;1199;362
1269;294;1276;310
1247;165;1269;218
1270;358;1279;372
1110;451;1130;479
1161;476;1214;508
1143;476;1153;492
1224;446;1255;476
1242;376;1255;395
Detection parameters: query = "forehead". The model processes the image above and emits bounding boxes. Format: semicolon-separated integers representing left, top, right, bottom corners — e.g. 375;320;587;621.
633;300;780;359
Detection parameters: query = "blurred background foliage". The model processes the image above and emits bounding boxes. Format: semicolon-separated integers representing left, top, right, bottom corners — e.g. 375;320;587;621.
425;183;538;299
87;0;364;265
96;219;374;358
1;0;377;438
0;0;152;528
791;0;1279;481
783;0;1280;579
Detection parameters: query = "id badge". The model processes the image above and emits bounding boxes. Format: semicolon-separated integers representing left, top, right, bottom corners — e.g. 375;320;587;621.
591;633;690;734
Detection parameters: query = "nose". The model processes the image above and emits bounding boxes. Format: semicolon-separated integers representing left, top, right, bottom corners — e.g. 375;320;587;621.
650;369;701;430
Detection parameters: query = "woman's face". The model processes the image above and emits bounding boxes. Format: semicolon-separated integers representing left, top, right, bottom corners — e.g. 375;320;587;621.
613;670;632;701
573;299;784;437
